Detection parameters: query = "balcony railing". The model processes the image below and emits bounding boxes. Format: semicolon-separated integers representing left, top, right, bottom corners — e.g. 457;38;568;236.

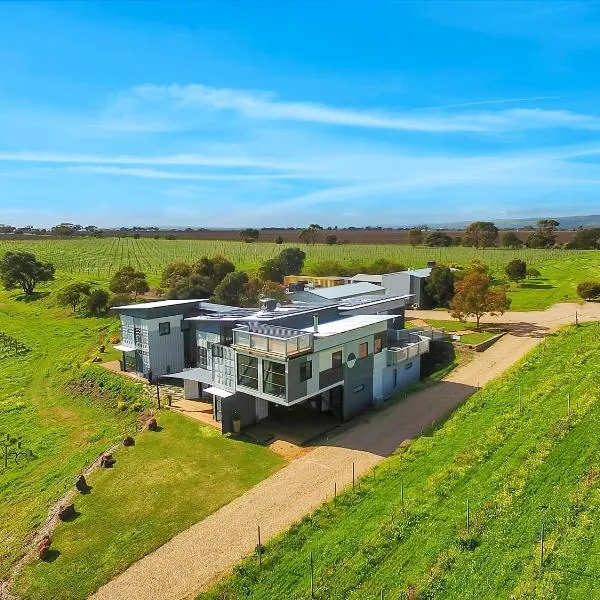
233;326;313;358
386;333;430;366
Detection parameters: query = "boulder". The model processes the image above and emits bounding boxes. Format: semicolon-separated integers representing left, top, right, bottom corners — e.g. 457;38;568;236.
100;453;116;468
38;536;51;560
75;475;89;493
123;436;135;447
58;503;75;521
146;417;158;431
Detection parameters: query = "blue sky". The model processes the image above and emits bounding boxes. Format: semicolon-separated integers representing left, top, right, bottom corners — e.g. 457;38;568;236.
2;1;600;228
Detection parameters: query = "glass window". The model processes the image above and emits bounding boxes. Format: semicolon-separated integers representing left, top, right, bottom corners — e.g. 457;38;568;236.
353;384;365;393
374;332;386;354
359;342;368;358
332;350;343;369
237;354;259;389
263;360;286;398
159;322;170;336
300;361;312;381
198;347;208;368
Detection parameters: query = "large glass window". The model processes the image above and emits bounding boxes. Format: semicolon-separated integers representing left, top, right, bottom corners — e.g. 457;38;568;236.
263;360;286;398
198;347;208;369
237;354;259;389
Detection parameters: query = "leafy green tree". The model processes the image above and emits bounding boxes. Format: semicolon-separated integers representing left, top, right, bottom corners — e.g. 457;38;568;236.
426;231;453;247
274;235;284;244
577;281;600;301
502;231;523;248
0;251;55;295
366;258;406;274
258;259;285;283
463;221;498;249
212;272;249;306
423;265;454;308
408;228;424;247
299;224;322;245
167;274;213;300
450;272;511;328
195;256;235;286
325;234;338;246
109;266;149;299
526;267;541;279
57;282;92;312
452;236;463;246
505;259;527;286
160;261;193;288
276;247;306;275
526;219;559;248
566;228;600;249
86;289;110;314
308;260;349;276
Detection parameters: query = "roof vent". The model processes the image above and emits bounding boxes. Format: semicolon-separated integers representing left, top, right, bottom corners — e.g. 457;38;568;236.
260;298;278;312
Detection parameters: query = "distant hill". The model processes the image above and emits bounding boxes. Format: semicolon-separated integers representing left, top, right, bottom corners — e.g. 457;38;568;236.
430;215;600;230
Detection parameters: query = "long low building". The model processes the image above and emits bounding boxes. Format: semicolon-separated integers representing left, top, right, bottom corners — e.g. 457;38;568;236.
111;295;429;433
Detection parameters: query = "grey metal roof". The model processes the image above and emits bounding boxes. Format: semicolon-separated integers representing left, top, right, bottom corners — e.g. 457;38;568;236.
337;293;412;308
307;282;384;300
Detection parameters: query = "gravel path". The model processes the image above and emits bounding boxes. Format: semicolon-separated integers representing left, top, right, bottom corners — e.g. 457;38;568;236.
88;302;581;600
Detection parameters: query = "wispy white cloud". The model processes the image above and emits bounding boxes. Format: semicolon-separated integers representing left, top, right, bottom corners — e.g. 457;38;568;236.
110;83;600;134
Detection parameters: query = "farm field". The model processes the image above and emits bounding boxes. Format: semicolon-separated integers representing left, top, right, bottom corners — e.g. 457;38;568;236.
200;324;600;600
0;278;284;597
0;238;598;310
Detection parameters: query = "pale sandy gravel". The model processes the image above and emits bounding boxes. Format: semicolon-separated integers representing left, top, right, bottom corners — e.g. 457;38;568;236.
87;302;585;600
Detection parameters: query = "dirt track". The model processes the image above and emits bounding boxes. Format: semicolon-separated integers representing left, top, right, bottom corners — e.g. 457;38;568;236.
88;304;600;600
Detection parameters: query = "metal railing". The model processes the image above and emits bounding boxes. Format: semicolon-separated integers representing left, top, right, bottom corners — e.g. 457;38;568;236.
386;332;430;366
233;328;313;357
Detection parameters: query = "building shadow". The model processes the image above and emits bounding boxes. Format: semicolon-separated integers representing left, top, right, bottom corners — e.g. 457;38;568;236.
503;322;552;339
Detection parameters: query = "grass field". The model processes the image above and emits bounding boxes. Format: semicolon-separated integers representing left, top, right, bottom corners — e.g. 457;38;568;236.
200;324;600;600
13;410;284;600
0;277;284;597
457;331;498;345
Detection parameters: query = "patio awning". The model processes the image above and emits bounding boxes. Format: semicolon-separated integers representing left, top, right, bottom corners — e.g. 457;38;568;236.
113;344;136;352
204;386;235;398
163;368;213;384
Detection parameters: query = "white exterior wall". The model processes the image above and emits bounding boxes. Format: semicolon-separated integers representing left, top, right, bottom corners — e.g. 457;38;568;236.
146;314;186;376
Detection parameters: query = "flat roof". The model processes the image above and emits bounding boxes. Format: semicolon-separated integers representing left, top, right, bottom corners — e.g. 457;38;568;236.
338;293;413;309
302;314;394;337
403;268;432;278
352;273;384;283
308;282;383;300
111;299;205;310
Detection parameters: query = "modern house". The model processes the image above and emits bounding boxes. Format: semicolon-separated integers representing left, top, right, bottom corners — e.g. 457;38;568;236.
351;268;433;307
112;296;430;433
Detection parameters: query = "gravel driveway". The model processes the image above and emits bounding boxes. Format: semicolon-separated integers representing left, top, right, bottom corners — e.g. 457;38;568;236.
90;303;599;600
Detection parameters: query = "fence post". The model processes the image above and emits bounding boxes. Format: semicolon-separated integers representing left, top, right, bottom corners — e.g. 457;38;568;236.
257;525;262;567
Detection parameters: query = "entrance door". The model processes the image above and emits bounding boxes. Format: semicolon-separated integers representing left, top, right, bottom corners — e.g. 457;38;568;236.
255;397;269;420
213;397;223;422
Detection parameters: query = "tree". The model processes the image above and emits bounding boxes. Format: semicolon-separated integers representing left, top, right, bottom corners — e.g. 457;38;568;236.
160;261;193;289
51;223;78;236
212;272;249;306
260;281;291;305
239;228;260;243
577;281;600;301
566;228;600;249
56;282;91;312
463;259;491;277
258;258;285;283
325;234;338;246
109;266;149;298
274;235;284;244
526;267;541;279
86;289;110;314
426;231;452;247
452;236;463;246
366;258;406;274
299;224;322;245
195;256;235;286
408;228;424;247
243;278;291;307
450;272;511;328
167;274;213;300
308;260;349;277
463;221;498;249
502;231;523;249
504;259;527;286
275;247;306;275
423;265;454;308
0;251;55;296
526;219;559;248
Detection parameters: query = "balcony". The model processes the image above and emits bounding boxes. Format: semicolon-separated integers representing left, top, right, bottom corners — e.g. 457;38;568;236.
232;324;313;358
386;333;430;366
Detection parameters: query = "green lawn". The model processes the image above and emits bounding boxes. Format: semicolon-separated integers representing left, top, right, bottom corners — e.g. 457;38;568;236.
457;331;499;345
13;410;285;600
0;277;284;599
200;323;600;599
